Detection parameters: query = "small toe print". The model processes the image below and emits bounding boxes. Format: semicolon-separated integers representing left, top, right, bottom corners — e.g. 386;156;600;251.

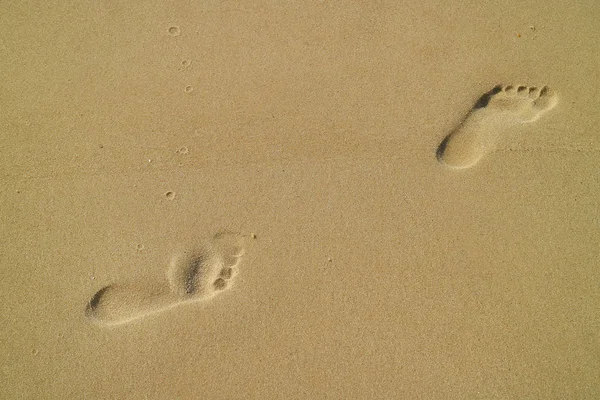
213;278;227;290
517;86;528;96
528;87;540;98
219;267;234;280
539;86;551;97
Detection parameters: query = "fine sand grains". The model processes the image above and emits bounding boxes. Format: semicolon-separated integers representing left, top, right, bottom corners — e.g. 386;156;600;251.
85;84;558;327
85;231;245;327
437;84;558;169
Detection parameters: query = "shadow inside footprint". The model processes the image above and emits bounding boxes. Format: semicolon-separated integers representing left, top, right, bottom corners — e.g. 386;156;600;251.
472;85;503;110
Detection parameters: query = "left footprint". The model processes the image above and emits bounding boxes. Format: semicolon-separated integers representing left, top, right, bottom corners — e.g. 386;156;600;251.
85;231;245;327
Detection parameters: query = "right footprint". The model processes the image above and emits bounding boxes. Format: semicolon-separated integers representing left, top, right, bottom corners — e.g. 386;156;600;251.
437;84;558;169
85;231;245;327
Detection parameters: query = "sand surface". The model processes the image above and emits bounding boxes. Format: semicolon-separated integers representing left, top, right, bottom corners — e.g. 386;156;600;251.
2;1;600;398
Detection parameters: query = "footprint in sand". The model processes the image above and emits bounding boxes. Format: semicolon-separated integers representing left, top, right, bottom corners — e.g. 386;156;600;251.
85;231;245;327
436;84;558;169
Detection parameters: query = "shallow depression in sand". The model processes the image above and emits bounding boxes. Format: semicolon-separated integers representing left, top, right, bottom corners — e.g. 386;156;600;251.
85;231;245;327
436;84;558;169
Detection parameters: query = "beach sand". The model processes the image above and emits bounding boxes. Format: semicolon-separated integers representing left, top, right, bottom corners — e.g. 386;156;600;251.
1;1;599;398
